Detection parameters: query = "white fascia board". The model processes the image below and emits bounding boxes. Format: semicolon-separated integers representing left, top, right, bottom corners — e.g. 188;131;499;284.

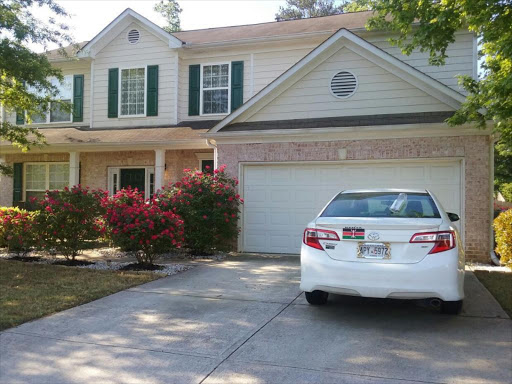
203;123;491;144
78;8;182;58
209;28;467;134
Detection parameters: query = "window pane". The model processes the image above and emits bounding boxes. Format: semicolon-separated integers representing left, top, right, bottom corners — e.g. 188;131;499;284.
51;76;72;100
49;164;69;190
50;100;71;122
25;164;47;190
31;111;48;124
220;64;229;76
26;191;46;201
203;89;228;114
321;193;441;218
120;68;145;116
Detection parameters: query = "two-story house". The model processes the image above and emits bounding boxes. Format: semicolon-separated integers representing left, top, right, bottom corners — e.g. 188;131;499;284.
0;9;492;261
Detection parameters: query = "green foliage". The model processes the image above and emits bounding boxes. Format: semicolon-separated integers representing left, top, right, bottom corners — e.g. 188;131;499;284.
101;188;184;265
0;207;37;255
500;183;512;202
276;0;340;20
495;143;512;192
154;0;182;33
35;186;106;260
0;0;74;175
159;166;243;255
494;209;512;266
364;0;512;151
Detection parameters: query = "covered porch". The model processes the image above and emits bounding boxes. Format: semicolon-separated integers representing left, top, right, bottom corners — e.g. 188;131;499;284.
0;126;215;206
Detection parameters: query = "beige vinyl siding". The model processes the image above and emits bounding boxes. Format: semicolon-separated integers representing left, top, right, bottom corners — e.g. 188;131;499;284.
177;39;321;122
245;47;454;122
364;31;475;92
93;22;177;128
4;60;91;127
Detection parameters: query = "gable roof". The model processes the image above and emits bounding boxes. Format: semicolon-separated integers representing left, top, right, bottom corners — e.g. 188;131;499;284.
208;28;467;134
173;11;373;45
45;41;89;62
78;8;182;58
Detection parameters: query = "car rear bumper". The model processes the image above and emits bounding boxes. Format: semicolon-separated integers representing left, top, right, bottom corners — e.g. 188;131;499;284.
300;245;464;301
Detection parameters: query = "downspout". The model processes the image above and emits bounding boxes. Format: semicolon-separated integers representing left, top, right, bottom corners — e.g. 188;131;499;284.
206;139;217;168
489;135;501;265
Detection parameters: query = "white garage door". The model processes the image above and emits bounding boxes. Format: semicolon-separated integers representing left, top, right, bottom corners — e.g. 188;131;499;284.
242;161;462;254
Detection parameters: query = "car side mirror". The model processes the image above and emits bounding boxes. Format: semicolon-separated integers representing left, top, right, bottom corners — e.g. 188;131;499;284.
447;212;460;222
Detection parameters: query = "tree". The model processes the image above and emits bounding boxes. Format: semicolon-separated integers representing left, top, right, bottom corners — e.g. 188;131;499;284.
364;0;512;151
154;0;182;33
0;0;73;175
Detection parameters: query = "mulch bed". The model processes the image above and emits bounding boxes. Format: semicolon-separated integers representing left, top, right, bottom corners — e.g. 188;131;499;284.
119;263;165;271
52;259;96;267
8;256;43;263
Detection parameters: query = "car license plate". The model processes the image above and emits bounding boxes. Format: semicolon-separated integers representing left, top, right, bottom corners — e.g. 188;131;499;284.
357;242;391;259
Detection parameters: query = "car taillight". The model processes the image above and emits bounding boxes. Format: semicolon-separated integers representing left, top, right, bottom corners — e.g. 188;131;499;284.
303;228;340;250
409;231;455;254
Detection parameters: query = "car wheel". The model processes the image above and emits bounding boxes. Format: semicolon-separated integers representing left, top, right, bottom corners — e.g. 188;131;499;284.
441;300;463;315
305;290;329;305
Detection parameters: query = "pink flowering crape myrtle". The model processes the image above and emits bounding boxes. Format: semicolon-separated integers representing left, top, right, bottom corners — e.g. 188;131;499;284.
158;165;243;255
101;188;184;266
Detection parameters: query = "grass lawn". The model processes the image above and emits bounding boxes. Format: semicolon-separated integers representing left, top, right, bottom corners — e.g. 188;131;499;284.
0;260;161;331
474;270;512;317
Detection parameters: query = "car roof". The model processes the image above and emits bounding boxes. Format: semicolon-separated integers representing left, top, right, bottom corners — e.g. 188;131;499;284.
341;188;429;194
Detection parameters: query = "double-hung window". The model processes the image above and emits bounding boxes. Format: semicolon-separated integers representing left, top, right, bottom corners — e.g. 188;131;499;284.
120;68;145;116
24;163;69;201
201;63;229;115
30;76;73;124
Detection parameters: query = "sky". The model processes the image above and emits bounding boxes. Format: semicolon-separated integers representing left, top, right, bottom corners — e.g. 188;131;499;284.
32;0;288;51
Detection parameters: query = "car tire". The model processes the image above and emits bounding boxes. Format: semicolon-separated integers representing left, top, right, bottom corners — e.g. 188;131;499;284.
305;290;329;305
441;300;463;315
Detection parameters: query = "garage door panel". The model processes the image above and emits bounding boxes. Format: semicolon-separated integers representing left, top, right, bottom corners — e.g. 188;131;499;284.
243;161;462;254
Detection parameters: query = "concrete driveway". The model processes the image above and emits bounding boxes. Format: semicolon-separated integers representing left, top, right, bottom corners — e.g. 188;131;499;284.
1;255;511;384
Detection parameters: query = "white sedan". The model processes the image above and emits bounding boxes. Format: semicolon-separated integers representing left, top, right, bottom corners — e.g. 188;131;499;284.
300;189;465;314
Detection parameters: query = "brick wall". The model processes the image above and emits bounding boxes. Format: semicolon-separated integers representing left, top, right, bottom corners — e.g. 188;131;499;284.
217;135;492;262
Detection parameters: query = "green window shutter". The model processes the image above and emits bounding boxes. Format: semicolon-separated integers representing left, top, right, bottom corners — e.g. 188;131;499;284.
73;74;84;122
16;111;24;125
13;163;23;203
146;65;159;116
231;61;244;112
188;64;200;116
108;68;119;118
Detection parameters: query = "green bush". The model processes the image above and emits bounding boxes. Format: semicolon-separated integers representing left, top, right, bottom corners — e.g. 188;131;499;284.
494;209;512;266
0;207;38;255
159;165;243;255
35;186;106;260
500;183;512;202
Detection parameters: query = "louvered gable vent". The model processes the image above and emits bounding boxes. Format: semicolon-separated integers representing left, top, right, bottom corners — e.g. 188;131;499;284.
330;71;357;98
127;29;140;44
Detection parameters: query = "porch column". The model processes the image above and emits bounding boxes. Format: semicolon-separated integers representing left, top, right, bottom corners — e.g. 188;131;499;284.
154;149;165;193
69;151;80;187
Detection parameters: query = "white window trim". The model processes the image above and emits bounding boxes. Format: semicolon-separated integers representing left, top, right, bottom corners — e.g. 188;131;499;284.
23;162;69;201
200;62;231;116
195;152;214;170
26;75;74;125
118;65;147;118
107;166;155;200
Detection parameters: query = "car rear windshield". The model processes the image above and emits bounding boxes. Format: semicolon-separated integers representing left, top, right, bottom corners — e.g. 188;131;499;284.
321;192;441;218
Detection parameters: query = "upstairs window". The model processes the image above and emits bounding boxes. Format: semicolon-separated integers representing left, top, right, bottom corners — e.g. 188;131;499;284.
201;63;229;115
120;68;145;116
29;76;73;124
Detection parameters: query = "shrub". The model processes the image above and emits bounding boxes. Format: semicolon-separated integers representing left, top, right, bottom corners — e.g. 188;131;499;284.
159;165;243;255
500;183;512;202
0;207;37;256
494;209;512;266
101;188;184;265
35;186;106;260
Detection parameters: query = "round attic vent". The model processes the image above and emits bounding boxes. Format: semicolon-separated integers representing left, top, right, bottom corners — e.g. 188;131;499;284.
330;71;357;98
127;29;140;44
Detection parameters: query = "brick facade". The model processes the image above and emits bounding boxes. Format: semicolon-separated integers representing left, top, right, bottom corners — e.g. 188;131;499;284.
217;135;492;262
